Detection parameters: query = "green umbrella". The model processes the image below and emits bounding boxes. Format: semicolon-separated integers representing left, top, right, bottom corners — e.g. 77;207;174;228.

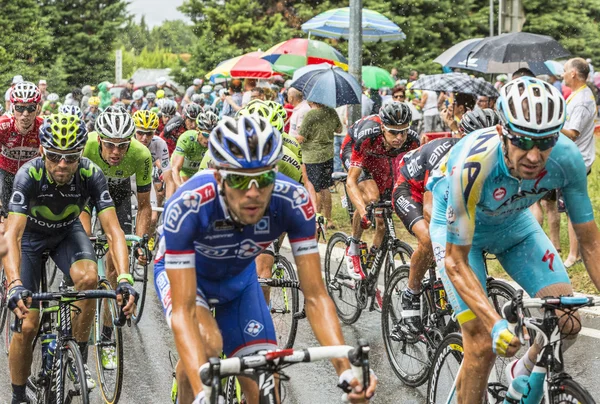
361;66;395;89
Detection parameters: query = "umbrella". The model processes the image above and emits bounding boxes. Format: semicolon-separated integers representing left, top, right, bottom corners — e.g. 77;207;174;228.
544;60;565;76
468;32;571;64
262;38;348;75
292;63;334;82
411;73;499;98
291;65;361;108
301;7;406;42
205;51;280;81
434;38;483;70
362;66;395;89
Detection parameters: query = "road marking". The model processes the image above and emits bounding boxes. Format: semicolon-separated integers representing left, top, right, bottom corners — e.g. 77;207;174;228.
579;326;600;339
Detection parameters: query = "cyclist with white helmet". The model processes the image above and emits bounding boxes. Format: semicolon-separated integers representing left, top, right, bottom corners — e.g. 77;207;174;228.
427;77;600;402
58;104;84;120
129;89;148;114
163;114;377;403
4;114;137;401
0;82;44;213
81;106;152;292
41;92;61;115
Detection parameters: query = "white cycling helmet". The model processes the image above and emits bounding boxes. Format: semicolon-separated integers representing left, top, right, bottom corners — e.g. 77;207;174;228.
95;105;136;139
497;77;566;137
209;115;282;169
58;104;84;119
47;93;59;102
132;89;144;101
10;81;41;104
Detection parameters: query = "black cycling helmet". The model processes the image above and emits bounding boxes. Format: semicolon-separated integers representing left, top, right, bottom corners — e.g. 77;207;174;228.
459;108;500;135
183;103;202;120
379;102;412;126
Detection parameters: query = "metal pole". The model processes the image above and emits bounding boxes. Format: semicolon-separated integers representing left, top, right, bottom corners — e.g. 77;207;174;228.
489;0;494;36
511;0;520;32
348;0;363;126
498;0;502;35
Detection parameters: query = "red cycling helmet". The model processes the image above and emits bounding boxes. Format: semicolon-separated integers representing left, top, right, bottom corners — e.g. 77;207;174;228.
10;81;42;104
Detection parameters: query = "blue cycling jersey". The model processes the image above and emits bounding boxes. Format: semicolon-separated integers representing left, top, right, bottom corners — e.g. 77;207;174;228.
163;170;317;281
428;128;594;246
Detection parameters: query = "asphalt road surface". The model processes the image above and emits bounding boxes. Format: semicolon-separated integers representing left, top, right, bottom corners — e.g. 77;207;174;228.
1;246;599;403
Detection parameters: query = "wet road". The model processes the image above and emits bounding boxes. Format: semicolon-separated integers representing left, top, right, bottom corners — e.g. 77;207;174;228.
1;246;600;403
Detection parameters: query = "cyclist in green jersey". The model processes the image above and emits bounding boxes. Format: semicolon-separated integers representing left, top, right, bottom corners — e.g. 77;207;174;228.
80;106;153;288
170;110;218;186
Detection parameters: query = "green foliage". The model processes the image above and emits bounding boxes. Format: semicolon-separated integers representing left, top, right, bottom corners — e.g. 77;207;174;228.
117;18;196;55
111;46;182;79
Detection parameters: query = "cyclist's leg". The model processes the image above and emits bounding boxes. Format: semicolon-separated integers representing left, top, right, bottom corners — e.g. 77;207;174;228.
350;178;379;243
431;220;495;403
372;183;389;249
105;197;133;288
256;244;275;305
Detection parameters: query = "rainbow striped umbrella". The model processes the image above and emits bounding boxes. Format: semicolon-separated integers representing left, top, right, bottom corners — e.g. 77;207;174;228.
205;51;280;82
262;38;348;76
301;8;405;42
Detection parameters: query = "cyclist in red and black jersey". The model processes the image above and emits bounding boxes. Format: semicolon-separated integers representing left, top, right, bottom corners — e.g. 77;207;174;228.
341;102;419;280
393;107;499;333
0;82;44;212
160;103;201;155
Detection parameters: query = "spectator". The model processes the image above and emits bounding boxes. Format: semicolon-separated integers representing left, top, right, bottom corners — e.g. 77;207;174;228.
512;67;535;79
81;85;93;109
200;85;214;105
71;88;83;107
120;78;135;105
476;95;492;110
38;79;48;103
241;78;258;106
440;92;476;133
250;87;265;101
548;74;563;95
380;87;392;105
183;78;203;106
97;81;113;109
298;102;342;226
150;76;177;96
409;69;419;82
561;57;597;268
129;89;148;113
390;67;398;82
287;87;311;140
222;79;243;117
5;75;23;111
368;88;382;114
334;105;348;174
283;89;294;133
361;85;374;117
213;88;228;117
417;86;443;133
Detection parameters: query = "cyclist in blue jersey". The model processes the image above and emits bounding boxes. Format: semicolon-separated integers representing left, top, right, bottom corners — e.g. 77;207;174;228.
427;77;600;402
163;115;377;404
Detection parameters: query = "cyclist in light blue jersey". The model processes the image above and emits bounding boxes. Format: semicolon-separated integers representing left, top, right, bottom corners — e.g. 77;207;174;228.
162;115;376;404
427;77;600;403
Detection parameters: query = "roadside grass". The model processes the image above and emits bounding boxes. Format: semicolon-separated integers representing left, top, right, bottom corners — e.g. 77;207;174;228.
327;137;600;294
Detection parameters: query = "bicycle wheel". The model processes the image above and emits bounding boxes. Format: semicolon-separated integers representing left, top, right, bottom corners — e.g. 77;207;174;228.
550;377;596;403
27;332;51;403
92;279;123;404
269;256;299;349
59;339;90;403
129;247;148;324
4;311;14;356
324;232;362;325
427;333;464;404
384;240;414;287
0;269;8;336
382;266;431;387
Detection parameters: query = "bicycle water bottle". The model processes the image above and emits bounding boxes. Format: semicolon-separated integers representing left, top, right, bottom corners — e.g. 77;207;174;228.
41;334;57;374
433;279;447;310
504;375;528;403
358;242;369;267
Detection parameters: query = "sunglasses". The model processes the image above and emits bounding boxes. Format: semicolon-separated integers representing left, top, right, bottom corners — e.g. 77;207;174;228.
14;104;37;113
393;94;405;100
201;131;210;138
503;131;558;152
100;139;131;151
44;148;82;164
383;125;409;136
220;169;277;190
136;130;155;137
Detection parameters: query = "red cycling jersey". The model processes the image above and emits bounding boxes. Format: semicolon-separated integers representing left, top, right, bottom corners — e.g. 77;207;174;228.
0;115;44;175
341;115;420;195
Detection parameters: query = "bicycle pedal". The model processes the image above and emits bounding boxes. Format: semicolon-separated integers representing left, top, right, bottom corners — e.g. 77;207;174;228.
293;309;306;320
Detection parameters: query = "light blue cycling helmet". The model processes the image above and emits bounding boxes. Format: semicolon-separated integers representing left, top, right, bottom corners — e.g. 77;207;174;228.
58;104;84;119
497;76;566;137
208;115;282;169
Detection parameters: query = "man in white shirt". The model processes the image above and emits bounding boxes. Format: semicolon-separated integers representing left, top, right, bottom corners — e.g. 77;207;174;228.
4;75;23;111
288;87;311;140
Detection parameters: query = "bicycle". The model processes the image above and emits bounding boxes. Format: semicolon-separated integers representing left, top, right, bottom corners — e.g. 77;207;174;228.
15;287;127;404
324;200;414;325
202;339;372;404
382;260;520;388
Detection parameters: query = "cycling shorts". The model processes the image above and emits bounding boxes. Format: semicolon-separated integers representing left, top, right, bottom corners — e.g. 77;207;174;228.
21;222;96;308
430;209;570;325
0;168;14;213
393;180;424;234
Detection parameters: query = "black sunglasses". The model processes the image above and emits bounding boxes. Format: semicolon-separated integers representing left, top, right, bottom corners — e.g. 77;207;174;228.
503;131;558;152
393;94;405;100
14;104;37;113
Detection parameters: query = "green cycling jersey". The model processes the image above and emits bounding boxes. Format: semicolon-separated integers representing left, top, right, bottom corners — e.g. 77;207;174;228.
281;132;302;163
172;129;208;178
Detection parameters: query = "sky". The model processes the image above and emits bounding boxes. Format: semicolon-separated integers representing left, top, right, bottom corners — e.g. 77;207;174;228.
128;0;191;27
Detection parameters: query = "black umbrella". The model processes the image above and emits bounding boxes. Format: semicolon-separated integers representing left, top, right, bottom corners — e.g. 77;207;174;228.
291;65;362;108
467;32;570;64
410;73;499;98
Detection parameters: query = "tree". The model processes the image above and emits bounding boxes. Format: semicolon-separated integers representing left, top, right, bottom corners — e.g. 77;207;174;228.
150;20;196;54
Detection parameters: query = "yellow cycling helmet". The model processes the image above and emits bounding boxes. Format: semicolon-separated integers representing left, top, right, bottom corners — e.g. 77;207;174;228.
238;100;284;131
132;110;160;130
156;89;165;99
87;96;100;107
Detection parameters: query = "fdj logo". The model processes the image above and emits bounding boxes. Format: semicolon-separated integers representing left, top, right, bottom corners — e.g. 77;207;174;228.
244;320;264;337
254;217;270;234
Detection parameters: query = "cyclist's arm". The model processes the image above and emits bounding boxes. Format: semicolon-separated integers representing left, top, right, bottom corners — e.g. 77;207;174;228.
573;221;600;290
136;191;151;238
171;153;185;187
346;166;367;217
2;213;28;318
423;190;432;223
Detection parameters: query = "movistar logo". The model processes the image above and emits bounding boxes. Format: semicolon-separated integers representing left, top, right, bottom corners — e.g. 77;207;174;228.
31;204;81;221
29;167;43;181
79;164;97;178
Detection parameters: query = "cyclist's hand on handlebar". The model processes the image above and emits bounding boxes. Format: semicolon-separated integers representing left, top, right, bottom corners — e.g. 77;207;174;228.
8;285;31;319
136;246;148;265
360;214;371;230
339;369;377;402
116;281;138;317
491;319;521;357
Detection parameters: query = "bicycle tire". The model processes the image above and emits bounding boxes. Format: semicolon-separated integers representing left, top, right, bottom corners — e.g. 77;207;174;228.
269;255;300;349
129;247;148;324
550;377;596;403
59;339;90;404
324;232;362;325
93;279;124;404
427;332;464;404
382;265;431;387
4;311;14;356
0;269;8;336
384;240;414;288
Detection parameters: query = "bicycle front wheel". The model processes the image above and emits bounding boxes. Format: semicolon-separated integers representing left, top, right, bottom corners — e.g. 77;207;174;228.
427;333;464;404
129;247;148;324
384;240;414;287
324;232;362;325
93;279;124;404
59;339;90;404
550;377;595;403
269;255;300;349
0;269;9;337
